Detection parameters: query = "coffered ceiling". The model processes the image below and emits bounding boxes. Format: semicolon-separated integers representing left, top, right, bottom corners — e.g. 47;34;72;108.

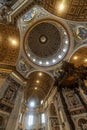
3;0;87;23
40;0;87;22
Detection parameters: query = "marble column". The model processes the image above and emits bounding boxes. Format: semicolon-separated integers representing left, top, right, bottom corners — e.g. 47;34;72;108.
6;90;24;130
57;92;70;130
59;89;75;130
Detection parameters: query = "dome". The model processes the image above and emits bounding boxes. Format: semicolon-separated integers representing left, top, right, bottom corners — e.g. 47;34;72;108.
24;20;70;67
0;23;20;66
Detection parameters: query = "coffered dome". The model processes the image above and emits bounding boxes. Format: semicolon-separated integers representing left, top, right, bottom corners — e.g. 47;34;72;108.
27;22;61;58
24;19;70;67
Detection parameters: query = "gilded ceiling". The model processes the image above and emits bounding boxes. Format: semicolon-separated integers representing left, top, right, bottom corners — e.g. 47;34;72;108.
70;47;87;67
0;23;20;66
41;0;87;22
25;71;54;101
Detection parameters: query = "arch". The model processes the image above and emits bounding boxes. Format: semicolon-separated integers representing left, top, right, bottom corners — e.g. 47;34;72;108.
25;71;54;101
27;70;54;79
